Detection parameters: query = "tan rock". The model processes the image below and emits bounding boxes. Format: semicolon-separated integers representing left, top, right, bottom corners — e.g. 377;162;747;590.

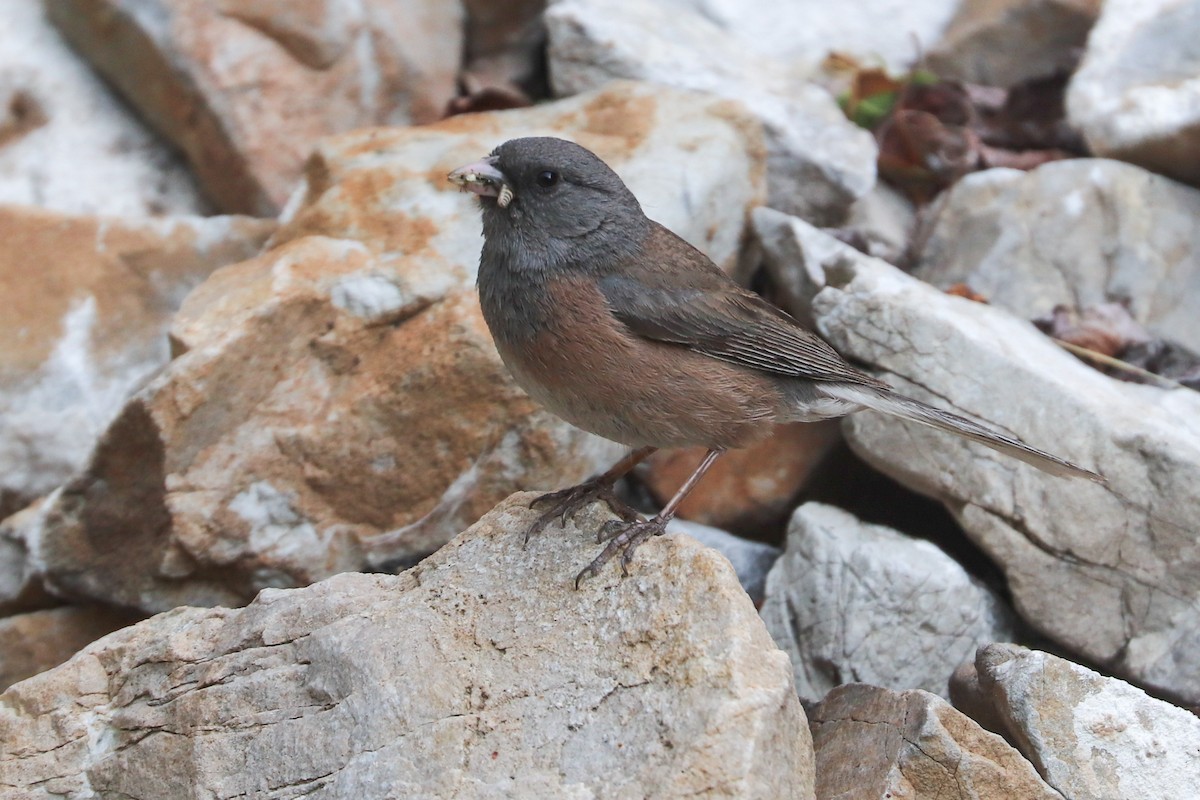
47;0;464;215
810;683;1063;799
0;605;141;691
0;205;274;519
644;421;840;534
0;494;815;799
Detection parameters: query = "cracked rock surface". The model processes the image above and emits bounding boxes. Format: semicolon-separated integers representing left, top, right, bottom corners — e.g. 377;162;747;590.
764;213;1200;705
0;493;814;799
810;683;1063;799
761;503;1014;703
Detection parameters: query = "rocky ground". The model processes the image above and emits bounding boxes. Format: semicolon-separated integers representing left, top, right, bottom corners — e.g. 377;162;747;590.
1;1;1199;798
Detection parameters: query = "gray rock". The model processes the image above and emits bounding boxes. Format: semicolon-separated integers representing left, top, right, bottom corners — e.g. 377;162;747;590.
0;500;52;616
761;503;1015;703
1067;0;1200;188
0;494;815;799
810;683;1063;800
545;0;877;222
771;215;1200;704
977;644;1200;800
0;0;205;215
927;0;1100;87
666;518;780;605
914;160;1200;351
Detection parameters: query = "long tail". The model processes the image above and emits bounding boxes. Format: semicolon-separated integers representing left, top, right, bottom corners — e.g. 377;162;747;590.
823;384;1104;483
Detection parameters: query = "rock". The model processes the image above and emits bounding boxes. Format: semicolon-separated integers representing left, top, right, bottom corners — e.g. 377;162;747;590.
30;80;768;613
810;683;1063;800
36;245;617;611
927;0;1100;87
0;494;815;799
977;644;1200;799
460;0;547;99
836;181;918;266
914;160;1200;351
545;0;877;222
0;0;205;215
761;503;1015;703
665;519;780;606
643;421;841;536
1067;0;1200;188
949;657;1012;739
0;605;141;691
47;0;464;215
0;206;275;519
0;500;53;615
611;0;960;75
275;80;767;280
776;213;1200;703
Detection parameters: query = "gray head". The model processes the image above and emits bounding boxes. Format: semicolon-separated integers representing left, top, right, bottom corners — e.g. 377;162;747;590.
449;137;649;273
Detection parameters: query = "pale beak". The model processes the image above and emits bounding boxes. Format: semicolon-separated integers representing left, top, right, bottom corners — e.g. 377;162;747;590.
448;156;514;207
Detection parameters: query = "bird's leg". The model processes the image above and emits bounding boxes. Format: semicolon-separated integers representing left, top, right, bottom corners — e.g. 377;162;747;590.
575;449;723;588
525;446;657;543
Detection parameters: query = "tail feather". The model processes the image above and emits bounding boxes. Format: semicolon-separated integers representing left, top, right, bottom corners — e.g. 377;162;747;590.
823;384;1104;483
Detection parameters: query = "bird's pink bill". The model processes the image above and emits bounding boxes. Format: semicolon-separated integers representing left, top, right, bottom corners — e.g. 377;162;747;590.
448;157;515;207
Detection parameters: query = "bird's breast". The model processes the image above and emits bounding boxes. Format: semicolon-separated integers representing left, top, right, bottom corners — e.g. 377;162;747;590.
480;274;786;450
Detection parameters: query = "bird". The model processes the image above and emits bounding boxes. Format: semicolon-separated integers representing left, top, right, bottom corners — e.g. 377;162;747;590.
448;136;1102;586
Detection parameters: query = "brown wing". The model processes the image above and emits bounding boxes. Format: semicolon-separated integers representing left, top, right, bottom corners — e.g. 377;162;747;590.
598;224;888;389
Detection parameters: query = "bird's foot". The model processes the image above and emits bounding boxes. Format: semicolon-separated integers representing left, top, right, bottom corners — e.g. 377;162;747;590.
526;479;639;544
574;517;668;588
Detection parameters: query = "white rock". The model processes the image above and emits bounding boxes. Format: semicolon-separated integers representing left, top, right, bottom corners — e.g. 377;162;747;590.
978;644;1200;800
0;0;205;216
1067;0;1200;187
761;503;1014;702
667;518;780;604
915;160;1200;351
545;0;877;222
0;494;816;799
771;215;1200;704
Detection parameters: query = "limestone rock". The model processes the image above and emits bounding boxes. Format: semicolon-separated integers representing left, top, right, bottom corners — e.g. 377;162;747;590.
773;214;1200;704
545;0;876;222
0;206;275;519
914;160;1200;351
761;503;1015;703
810;683;1063;799
1067;0;1200;188
927;0;1100;87
977;644;1200;800
0;605;140;691
0;494;815;799
644;421;841;536
0;0;204;216
47;0;464;215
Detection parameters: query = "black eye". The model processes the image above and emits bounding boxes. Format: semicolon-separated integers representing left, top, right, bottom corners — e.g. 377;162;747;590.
536;170;559;188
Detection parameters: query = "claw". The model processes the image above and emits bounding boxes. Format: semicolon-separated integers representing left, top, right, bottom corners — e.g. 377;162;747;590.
524;479;639;545
574;517;667;587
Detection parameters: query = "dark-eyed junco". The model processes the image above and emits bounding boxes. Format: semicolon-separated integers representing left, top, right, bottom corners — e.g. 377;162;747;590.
449;137;1101;585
